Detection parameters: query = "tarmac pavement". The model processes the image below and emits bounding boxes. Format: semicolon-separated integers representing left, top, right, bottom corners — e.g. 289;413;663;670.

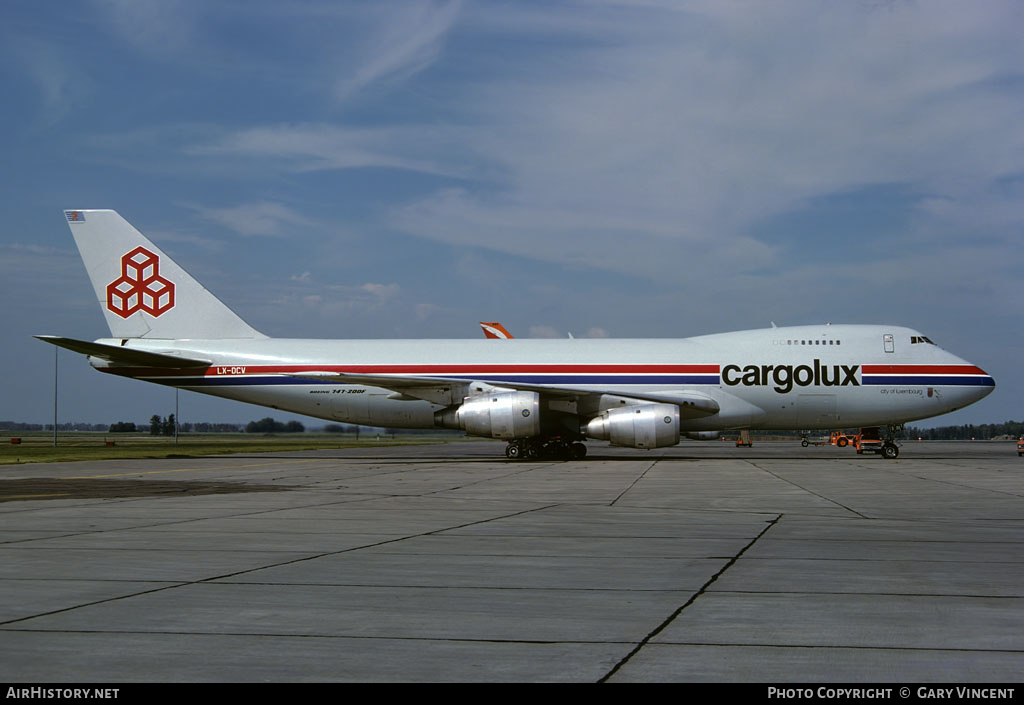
1;440;1021;682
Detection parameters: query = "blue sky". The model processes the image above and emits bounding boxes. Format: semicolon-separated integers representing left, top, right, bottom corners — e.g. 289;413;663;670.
1;0;1021;427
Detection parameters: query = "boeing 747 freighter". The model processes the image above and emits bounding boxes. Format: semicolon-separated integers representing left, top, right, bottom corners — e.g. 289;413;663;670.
38;210;995;460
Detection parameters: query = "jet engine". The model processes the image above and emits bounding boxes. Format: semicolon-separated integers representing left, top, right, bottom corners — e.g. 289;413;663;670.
434;391;541;439
584;403;680;449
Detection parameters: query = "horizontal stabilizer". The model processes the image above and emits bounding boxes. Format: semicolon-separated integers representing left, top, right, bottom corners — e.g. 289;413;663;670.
35;336;211;368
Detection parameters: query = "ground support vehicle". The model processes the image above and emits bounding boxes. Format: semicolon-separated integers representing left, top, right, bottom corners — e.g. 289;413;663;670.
856;426;900;459
831;430;860;447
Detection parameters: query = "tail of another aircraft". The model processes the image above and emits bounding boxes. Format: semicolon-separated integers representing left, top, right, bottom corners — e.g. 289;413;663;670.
64;209;266;340
480;322;514;339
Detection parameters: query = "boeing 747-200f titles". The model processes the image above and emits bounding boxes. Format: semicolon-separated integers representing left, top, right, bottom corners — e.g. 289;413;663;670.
39;210;995;460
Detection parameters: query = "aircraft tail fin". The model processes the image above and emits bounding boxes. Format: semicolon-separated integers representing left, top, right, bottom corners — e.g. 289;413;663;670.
480;322;514;339
64;209;266;340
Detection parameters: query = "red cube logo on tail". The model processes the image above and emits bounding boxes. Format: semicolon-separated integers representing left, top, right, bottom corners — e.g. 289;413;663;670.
106;247;175;318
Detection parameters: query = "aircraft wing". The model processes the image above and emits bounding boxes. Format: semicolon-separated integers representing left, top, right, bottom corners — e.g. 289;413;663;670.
285;370;720;417
34;336;212;368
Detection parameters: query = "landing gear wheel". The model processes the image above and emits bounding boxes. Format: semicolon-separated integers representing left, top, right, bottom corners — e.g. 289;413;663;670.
801;439;809;447
524;444;540;460
572;442;587;460
882;442;899;459
505;443;521;459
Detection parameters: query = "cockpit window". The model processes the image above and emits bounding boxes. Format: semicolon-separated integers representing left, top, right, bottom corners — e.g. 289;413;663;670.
911;336;936;345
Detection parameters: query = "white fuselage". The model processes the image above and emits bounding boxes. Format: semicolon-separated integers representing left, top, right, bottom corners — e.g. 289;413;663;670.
92;324;994;433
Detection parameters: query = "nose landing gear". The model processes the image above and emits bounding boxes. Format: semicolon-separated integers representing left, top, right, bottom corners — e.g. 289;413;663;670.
881;423;903;459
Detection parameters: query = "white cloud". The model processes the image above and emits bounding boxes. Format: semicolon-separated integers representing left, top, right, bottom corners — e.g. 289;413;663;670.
186;202;317;237
336;0;462;100
385;1;1024;283
1;37;86;125
271;278;404;319
96;0;202;59
187;123;469;177
360;282;401;302
415;302;439;320
528;325;562;339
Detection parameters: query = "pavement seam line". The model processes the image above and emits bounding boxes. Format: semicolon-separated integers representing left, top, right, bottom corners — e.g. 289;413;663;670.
0;503;565;628
193;502;565;583
750;461;870;519
597;513;782;683
610;457;661;506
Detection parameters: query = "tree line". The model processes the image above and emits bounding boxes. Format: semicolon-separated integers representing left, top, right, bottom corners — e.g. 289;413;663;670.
903;421;1024;440
0;418;302;434
5;418;1022;440
143;415;251;434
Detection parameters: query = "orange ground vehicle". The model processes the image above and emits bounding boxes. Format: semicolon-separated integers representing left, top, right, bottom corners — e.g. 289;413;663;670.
1017;438;1023;457
830;431;860;448
856;427;884;455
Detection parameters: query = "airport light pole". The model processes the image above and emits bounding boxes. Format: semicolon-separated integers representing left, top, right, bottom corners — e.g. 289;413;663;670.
53;347;58;447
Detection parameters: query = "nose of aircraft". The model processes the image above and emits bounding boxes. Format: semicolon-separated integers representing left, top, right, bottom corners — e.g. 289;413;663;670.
955;354;995;403
975;364;995;396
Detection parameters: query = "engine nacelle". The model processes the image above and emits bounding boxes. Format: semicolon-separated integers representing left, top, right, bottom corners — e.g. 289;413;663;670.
434;391;541;440
686;431;721;441
584;403;680;449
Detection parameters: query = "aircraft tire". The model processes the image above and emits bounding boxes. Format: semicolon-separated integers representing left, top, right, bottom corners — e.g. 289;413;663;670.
555;443;573;461
506;443;521;459
572;443;587;460
801;440;809;447
882;443;899;459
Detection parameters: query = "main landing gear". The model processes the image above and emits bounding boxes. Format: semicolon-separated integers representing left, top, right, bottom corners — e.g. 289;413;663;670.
505;438;588;461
